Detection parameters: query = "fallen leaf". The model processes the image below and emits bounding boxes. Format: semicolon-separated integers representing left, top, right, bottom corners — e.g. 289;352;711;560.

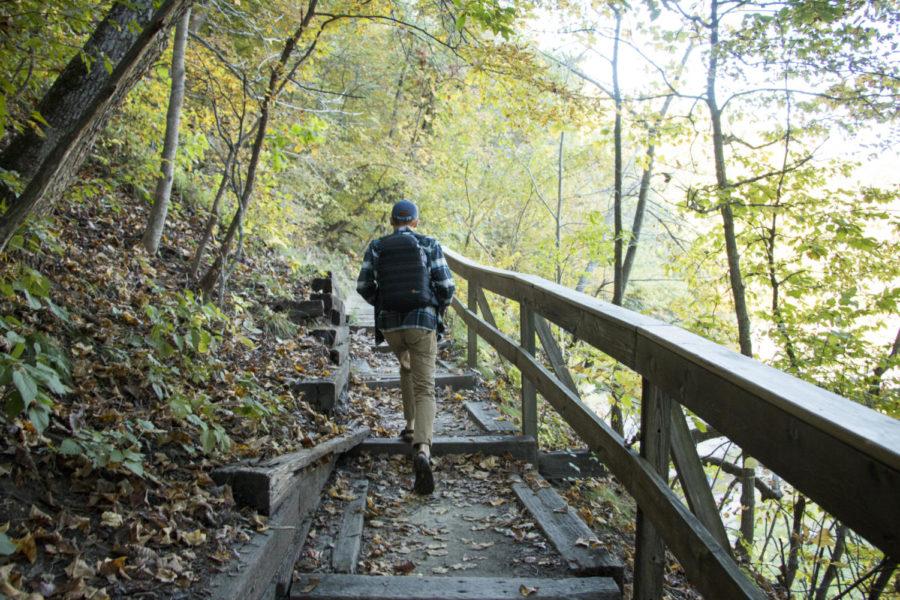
181;529;207;546
14;533;36;564
520;585;539;596
393;560;415;574
66;556;95;579
100;511;123;528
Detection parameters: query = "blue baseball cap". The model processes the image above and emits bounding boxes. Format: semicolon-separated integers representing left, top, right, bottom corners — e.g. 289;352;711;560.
391;199;418;223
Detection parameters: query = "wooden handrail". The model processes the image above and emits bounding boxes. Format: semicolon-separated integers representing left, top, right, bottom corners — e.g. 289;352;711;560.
444;248;900;565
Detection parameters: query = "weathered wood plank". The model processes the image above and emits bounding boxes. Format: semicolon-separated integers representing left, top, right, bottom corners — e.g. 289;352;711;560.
331;479;369;574
513;480;623;581
446;249;900;560
271;298;325;321
634;382;671;600
351;435;537;461
476;286;498;328
468;282;479;369
292;359;350;413
464;401;517;433
669;403;730;550
311;274;333;294
356;371;477;391
210;426;371;515
210;457;334;600
534;314;579;395
311;325;350;348
450;299;764;599
520;302;538;439
636;325;900;558
291;575;620;600
537;450;607;480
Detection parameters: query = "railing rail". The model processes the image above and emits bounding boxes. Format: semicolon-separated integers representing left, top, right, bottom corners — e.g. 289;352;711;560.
444;248;900;599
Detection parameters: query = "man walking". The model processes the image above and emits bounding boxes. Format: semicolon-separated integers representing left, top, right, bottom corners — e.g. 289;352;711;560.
356;200;456;494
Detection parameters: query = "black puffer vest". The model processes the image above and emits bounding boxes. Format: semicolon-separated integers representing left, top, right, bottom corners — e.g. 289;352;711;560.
376;231;436;312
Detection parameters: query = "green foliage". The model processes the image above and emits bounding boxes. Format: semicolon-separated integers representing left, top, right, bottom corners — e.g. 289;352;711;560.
168;392;232;455
58;421;151;476
0;267;70;434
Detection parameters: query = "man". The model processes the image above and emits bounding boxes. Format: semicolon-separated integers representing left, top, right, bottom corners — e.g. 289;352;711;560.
356;200;456;495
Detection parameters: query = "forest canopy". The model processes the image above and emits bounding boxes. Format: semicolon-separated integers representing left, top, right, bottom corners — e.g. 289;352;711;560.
0;0;897;597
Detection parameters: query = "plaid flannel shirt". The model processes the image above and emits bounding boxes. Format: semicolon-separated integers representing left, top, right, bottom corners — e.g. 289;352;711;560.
356;227;456;333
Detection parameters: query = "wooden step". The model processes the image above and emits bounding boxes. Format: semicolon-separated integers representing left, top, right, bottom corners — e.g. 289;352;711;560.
211;427;371;515
291;575;620;600
331;479;368;574
464;401;517;433
292;359;350;413
351;434;536;461
537;450;608;480
513;480;623;582
209;458;333;600
357;370;477;391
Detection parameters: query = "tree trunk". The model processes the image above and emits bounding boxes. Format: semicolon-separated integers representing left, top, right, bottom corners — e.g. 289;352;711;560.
198;0;319;295
813;523;847;600
705;0;756;552
611;8;624;306
780;494;806;591
0;0;193;254
0;0;157;196
142;7;192;255
868;558;897;600
556;131;564;284
706;0;753;359
189;148;234;281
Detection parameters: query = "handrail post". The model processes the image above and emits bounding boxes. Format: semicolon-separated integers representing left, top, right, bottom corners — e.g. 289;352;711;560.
467;282;478;370
634;379;672;600
520;302;538;439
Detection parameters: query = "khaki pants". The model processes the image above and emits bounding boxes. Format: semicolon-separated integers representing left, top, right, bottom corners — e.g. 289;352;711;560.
382;328;437;447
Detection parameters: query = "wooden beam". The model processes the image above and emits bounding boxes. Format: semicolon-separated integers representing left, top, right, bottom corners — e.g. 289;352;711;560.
537;449;607;479
468;282;478;369
210;457;334;600
211;427;370;515
534;314;579;395
291;575;620;600
464;401;517;433
450;298;764;599
513;479;623;581
331;479;368;574
356;371;476;391
634;381;671;600
669;403;731;550
445;249;900;559
475;286;498;328
350;434;537;461
520;302;538;439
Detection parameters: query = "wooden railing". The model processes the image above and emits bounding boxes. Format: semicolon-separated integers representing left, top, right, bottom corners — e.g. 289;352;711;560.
444;248;900;599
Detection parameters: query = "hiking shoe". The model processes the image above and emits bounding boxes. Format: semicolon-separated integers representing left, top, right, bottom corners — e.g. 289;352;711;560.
413;452;435;495
400;428;414;444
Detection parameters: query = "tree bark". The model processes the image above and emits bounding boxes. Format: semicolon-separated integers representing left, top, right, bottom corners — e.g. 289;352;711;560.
611;8;624;306
0;0;193;253
867;558;897;600
0;0;157;195
142;7;192;255
621;44;692;291
780;494;806;591
198;0;319;295
813;523;847;600
556;131;564;284
189;148;234;281
706;0;753;359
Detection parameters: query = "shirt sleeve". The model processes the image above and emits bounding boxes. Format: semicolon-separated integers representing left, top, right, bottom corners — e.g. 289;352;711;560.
356;242;378;306
429;241;456;308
